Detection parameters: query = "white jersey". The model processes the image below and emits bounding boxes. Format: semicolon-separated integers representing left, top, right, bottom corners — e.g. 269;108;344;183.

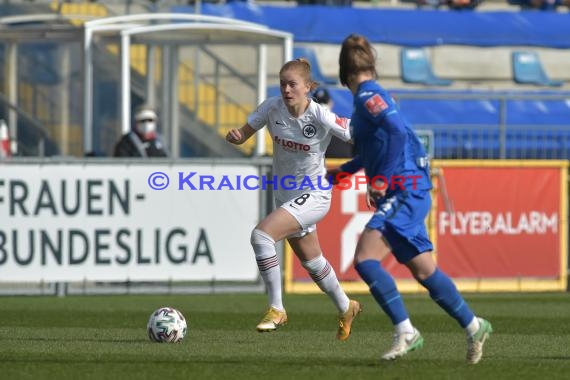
248;96;351;202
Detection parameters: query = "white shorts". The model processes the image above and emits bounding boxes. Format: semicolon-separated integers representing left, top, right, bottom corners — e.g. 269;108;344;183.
276;190;331;238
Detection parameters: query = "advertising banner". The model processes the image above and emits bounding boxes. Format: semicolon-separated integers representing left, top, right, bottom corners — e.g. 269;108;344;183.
0;163;261;282
434;161;567;292
286;160;567;293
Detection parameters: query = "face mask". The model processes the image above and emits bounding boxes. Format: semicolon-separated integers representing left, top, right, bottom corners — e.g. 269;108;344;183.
136;120;156;140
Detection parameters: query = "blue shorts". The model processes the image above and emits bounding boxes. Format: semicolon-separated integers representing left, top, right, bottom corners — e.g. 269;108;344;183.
366;190;433;264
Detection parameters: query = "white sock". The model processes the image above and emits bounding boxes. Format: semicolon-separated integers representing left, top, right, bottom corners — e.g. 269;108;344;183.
465;316;480;337
301;254;349;313
251;229;284;311
395;318;415;335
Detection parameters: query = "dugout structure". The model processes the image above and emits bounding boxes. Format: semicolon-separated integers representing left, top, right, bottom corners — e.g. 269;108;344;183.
83;14;293;157
0;13;292;157
0;13;87;156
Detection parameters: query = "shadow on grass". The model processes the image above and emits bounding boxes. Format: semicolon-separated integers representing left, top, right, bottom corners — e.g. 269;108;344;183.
0;354;468;368
0;336;147;343
529;356;570;361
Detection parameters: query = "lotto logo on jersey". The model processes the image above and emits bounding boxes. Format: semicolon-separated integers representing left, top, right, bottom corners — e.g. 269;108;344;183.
364;94;389;116
274;135;311;152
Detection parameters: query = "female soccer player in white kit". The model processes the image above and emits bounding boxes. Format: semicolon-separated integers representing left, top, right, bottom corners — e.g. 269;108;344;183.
226;58;361;340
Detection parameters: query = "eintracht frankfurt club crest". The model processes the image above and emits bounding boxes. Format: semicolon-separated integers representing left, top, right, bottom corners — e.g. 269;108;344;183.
302;124;316;138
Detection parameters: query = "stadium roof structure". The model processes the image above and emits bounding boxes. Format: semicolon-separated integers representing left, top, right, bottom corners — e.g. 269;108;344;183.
84;13;294;157
0;13;91;155
0;14;92;41
0;13;293;157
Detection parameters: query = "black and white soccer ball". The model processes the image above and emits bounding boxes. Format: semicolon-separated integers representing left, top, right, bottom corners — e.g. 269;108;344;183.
147;307;187;343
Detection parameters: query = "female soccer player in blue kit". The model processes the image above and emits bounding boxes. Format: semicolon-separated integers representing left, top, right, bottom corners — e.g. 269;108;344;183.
331;34;492;364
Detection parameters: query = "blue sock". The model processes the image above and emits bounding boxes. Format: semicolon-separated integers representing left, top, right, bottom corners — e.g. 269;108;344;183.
355;260;408;325
419;268;474;328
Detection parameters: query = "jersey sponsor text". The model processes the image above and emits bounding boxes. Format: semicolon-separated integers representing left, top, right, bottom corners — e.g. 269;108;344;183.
274;135;311;152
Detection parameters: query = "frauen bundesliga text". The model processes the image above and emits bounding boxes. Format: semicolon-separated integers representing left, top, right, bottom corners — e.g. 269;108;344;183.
147;172;423;191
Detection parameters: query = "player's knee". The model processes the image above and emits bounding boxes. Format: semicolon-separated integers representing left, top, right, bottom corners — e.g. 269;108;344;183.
250;228;275;247
250;228;276;260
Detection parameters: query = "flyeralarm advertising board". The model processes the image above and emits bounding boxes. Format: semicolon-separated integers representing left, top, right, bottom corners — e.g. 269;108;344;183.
286;160;567;293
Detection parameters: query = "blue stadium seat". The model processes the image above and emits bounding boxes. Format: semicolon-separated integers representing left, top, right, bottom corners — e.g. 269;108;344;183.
293;46;338;86
506;99;570;125
397;98;500;125
511;51;564;87
400;48;453;86
267;86;570;159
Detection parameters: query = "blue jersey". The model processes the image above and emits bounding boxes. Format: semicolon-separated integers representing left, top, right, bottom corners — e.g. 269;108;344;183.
342;80;431;193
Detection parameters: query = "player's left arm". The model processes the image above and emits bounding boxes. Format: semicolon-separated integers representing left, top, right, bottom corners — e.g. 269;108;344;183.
318;105;352;143
376;111;406;180
340;155;362;174
358;92;406;181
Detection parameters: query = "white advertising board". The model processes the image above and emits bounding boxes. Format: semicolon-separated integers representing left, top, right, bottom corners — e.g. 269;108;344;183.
0;163;261;282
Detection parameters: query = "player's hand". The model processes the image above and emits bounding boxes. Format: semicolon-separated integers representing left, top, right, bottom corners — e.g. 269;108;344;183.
226;128;243;145
326;166;350;185
366;189;376;209
366;178;386;209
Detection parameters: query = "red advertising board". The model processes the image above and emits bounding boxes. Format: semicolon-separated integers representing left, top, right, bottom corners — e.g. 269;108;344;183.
285;161;567;293
437;166;560;277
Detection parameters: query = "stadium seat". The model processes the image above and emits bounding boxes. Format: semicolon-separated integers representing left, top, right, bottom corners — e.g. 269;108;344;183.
293;46;338;85
511;51;564;87
400;48;453;86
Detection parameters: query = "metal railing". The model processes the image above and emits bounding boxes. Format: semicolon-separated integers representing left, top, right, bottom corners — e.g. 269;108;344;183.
392;91;570;160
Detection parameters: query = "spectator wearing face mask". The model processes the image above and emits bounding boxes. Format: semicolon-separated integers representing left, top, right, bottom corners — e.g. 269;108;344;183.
113;104;168;158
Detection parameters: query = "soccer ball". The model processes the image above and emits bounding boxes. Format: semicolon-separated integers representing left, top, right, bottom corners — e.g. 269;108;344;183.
147;307;187;343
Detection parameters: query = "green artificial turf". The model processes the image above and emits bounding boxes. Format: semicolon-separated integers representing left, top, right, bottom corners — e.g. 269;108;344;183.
0;292;569;379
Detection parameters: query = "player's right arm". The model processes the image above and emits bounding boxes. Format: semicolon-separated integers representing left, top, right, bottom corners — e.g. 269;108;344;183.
226;123;256;145
227;97;275;145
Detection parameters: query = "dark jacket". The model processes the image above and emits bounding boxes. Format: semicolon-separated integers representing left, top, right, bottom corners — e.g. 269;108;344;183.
113;131;168;158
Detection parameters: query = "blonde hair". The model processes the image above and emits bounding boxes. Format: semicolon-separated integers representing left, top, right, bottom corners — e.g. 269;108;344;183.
338;34;377;87
280;58;318;91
